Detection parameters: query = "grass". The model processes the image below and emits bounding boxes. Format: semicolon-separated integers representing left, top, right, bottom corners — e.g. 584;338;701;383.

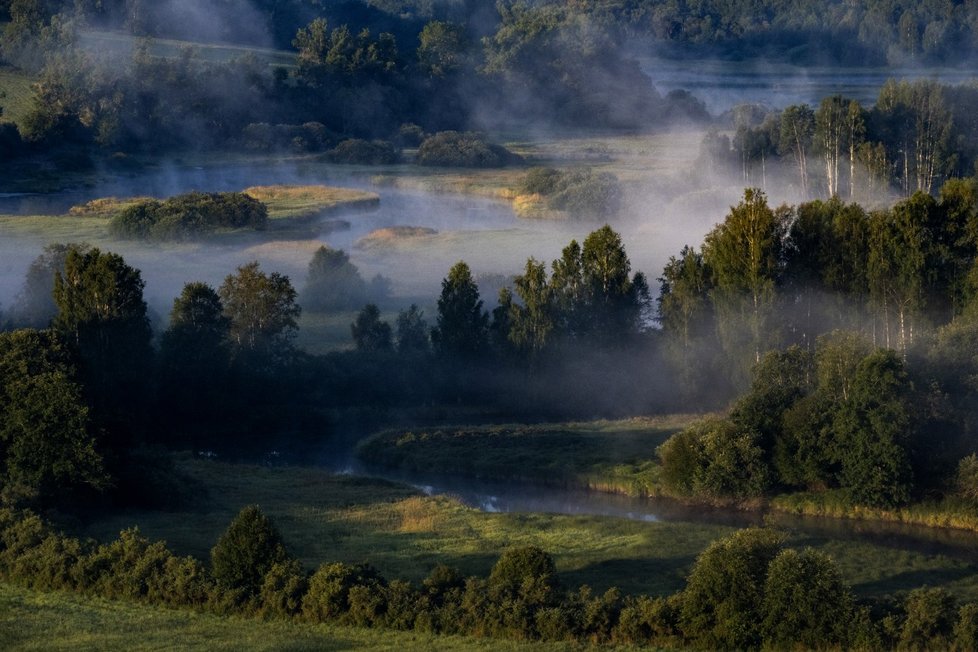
68;455;978;603
0;583;592;652
244;185;380;221
0;66;34;127
357;417;696;497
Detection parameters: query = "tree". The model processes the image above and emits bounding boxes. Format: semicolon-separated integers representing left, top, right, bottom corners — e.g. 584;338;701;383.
761;548;854;649
680;528;784;650
580;225;648;341
702;189;788;372
395;304;429;354
218;262;300;363
301;246;367;311
779;104;815;196
211;505;290;598
10;242;89;328
834;349;914;507
431;261;488;357
417;20;467;77
158;283;230;422
0;329;108;504
815;96;849;197
52;247;153;428
509;257;554;357
657;245;712;368
351;304;392;352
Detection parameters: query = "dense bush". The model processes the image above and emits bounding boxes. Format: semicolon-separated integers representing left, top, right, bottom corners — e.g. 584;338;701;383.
109;192;268;240
416;131;522;168
517;167;622;218
210;505;291;598
326;139;400;165
240;122;334;153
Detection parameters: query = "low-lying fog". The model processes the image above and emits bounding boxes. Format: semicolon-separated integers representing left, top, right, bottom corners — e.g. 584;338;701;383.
0;133;747;323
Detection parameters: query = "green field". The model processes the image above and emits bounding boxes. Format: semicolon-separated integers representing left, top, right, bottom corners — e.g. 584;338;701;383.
68;456;978;603
357;418;695;496
0;583;593;652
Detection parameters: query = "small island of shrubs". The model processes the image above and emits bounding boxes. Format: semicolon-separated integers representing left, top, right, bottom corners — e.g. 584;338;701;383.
109;191;268;241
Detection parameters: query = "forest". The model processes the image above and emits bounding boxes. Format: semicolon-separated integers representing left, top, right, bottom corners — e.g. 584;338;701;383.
8;1;978;651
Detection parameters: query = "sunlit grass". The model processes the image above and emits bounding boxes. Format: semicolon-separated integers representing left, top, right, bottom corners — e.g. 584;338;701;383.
0;583;592;652
244;185;380;220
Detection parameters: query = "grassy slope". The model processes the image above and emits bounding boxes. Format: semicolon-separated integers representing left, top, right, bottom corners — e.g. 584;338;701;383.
73;457;978;603
0;583;591;652
357;417;696;496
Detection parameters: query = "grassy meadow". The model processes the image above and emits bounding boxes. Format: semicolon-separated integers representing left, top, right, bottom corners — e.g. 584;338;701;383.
0;583;604;652
66;455;978;604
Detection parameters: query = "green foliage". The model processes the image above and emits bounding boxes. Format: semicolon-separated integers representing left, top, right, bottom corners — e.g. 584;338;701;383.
417;131;521;168
326;139;400;165
395;305;429;354
218;262;300;364
301;246;368;311
210;505;290;598
899;587;957;651
302;561;385;623
680;528;784;650
351;304;393;352
52;247;153;430
517;167;622;218
835;349;913;507
9;242;89;328
109;192;267;240
488;546;559;603
760;548;854;648
956;455;978;504
432;261;488;356
657;417;770;499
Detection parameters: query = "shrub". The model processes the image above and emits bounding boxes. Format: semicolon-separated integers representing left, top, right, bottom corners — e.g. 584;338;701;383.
516;167;622;218
954;603;978;651
210;505;290;598
326;139;400;165
110;192;267;240
302;562;385;623
899;587;957;651
417;131;522;168
614;594;680;644
760;548;854;649
258;559;308;619
680;528;784;650
488;545;560;602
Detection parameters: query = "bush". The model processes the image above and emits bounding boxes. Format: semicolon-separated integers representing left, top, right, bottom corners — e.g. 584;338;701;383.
110;192;267;240
760;548;854;649
614;594;680;645
680;528;784;650
899;587;957;651
210;505;290;598
302;561;386;623
258;559;308;619
417;131;522;168
516;167;622;218
488;545;560;602
326;139;400;165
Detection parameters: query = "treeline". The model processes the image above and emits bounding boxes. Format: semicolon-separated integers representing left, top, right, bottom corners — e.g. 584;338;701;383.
2;505;977;650
699;79;978;201
655;184;978;508
516;0;978;65
0;224;663;507
0;0;707;167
